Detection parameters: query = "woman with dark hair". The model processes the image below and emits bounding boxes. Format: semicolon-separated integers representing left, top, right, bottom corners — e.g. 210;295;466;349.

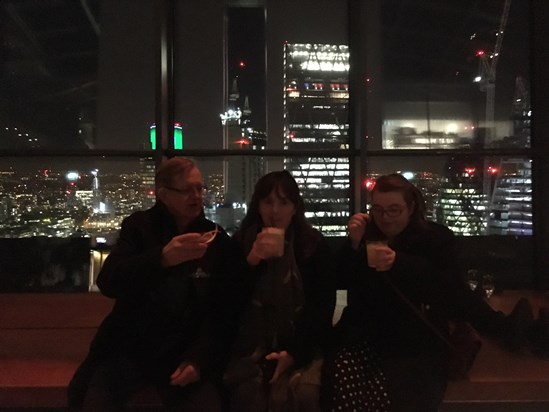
224;170;336;412
322;173;533;412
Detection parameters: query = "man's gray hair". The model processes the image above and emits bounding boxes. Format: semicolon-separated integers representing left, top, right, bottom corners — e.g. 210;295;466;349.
155;157;197;189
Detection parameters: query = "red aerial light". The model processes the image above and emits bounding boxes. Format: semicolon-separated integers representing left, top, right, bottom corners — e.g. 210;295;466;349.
364;179;375;191
475;50;485;57
288;133;295;140
487;166;498;175
235;138;250;146
464;167;476;175
239;60;246;68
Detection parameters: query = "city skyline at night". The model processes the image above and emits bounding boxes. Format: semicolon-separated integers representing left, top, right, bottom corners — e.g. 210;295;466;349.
0;1;533;240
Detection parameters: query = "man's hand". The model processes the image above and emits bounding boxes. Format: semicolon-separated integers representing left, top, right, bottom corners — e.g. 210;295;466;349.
348;213;369;250
161;233;207;267
265;350;295;384
169;362;200;387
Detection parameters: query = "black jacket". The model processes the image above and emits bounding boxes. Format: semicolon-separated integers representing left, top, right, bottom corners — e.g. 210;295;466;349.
335;221;506;359
234;227;337;368
87;203;246;381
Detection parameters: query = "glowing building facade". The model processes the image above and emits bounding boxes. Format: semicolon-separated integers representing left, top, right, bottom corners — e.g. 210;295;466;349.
436;159;489;235
283;43;350;236
488;159;532;235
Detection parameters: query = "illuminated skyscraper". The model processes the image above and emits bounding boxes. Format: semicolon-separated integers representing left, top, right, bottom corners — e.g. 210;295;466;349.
487;79;532;235
221;78;266;205
488;159;532;235
437;159;488;235
139;157;156;209
283;43;350;236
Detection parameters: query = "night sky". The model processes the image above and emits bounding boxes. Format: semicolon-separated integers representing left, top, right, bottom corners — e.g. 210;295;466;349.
0;1;530;153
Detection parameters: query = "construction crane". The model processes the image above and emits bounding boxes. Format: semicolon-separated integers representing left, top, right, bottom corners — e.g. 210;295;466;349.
474;0;513;233
475;0;512;146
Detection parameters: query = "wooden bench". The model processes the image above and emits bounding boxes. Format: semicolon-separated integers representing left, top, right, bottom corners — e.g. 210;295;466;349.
0;292;163;409
1;291;549;410
441;290;549;411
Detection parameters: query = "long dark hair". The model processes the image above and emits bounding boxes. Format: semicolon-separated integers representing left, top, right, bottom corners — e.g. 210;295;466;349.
239;170;319;257
371;173;428;228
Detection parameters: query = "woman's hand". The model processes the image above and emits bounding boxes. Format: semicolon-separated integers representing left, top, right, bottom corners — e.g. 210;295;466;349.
247;231;283;266
348;213;369;250
374;246;396;271
265;350;295;384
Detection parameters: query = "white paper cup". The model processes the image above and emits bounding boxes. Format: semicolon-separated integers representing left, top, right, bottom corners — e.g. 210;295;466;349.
366;240;388;269
262;227;285;257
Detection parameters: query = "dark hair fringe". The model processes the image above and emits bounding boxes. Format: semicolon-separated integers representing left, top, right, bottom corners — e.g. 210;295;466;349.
239;170;320;258
372;173;429;228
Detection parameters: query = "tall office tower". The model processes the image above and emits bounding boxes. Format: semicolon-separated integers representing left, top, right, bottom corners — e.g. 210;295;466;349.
90;169;100;211
488;159;532;235
406;172;444;221
284;43;350;236
139;157;156;209
487;77;532;235
221;77;266;205
437;158;488;235
511;76;531;147
205;173;225;206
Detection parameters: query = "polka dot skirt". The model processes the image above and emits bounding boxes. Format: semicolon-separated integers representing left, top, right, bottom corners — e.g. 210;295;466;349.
327;341;390;412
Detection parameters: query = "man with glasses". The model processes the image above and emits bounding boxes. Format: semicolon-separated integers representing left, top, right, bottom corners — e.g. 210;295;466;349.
68;157;246;411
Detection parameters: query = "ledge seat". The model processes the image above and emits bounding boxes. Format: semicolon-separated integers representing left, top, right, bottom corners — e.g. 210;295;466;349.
1;291;548;410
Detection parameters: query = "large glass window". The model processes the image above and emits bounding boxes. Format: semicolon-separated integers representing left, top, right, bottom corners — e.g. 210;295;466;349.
1;0;545;291
362;0;532;237
377;0;529;151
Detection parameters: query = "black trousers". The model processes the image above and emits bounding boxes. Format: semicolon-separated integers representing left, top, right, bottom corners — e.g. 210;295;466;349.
68;352;223;412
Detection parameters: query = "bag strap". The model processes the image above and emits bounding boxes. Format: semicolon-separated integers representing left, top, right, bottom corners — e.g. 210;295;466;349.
382;274;457;351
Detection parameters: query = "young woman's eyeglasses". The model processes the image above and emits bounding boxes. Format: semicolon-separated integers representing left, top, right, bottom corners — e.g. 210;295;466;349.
369;205;405;218
164;185;207;197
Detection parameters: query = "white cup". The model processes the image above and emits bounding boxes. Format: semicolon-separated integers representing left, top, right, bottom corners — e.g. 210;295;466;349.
262;227;285;257
366;240;389;269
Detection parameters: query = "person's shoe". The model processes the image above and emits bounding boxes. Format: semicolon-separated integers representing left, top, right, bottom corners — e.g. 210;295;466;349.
502;297;534;352
529;307;549;358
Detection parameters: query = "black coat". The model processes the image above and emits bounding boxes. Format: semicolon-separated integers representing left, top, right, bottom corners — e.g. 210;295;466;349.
85;203;246;381
233;227;337;368
335;220;506;360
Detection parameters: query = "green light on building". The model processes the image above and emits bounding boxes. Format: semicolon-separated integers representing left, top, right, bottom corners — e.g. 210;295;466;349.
174;124;183;149
149;123;184;150
149;126;156;150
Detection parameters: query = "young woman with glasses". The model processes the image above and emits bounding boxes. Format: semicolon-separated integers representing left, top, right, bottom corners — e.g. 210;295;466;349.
322;173;531;412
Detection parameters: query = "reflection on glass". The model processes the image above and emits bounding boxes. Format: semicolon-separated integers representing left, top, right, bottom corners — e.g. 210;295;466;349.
378;1;530;150
466;269;479;291
482;274;496;299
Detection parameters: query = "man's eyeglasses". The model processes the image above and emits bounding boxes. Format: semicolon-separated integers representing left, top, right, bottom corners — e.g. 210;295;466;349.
164;185;207;197
369;205;405;218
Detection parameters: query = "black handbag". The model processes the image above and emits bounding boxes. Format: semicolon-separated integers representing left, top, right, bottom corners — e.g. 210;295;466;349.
383;276;482;380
